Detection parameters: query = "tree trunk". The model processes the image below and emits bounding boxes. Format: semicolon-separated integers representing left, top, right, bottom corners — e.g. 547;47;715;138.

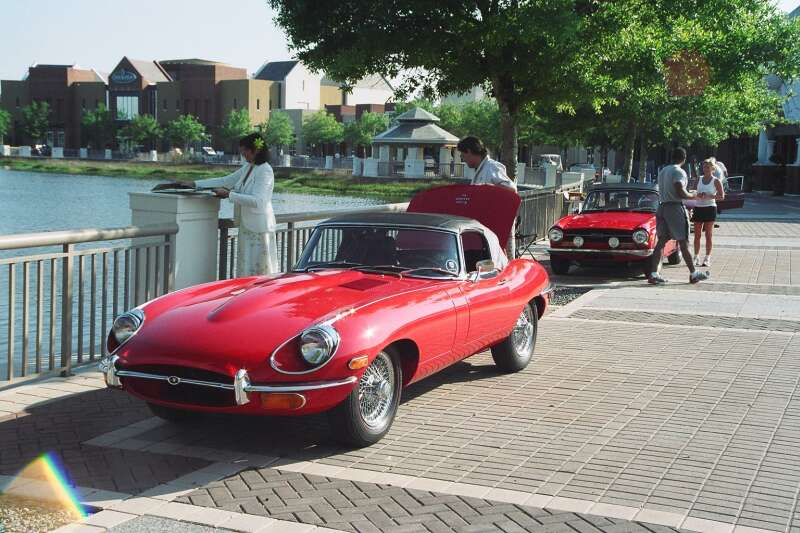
498;100;519;180
638;136;648;182
622;122;638;182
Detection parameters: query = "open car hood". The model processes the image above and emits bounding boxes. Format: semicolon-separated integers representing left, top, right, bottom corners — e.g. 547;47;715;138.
408;184;520;244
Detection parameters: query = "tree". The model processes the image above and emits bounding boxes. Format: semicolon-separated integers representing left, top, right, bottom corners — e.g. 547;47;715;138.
81;105;115;149
302;110;344;155
0;109;10;144
268;1;601;179
21;101;50;145
258;111;294;152
218;109;252;152
165;114;207;151
118;114;162;151
343;112;389;156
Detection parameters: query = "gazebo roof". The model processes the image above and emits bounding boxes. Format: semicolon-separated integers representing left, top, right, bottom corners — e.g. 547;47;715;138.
373;107;459;146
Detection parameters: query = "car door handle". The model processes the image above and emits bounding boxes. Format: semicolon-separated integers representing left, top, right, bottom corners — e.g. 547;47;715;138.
497;279;508;286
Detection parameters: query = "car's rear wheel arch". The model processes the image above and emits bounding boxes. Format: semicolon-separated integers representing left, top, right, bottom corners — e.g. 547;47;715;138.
530;295;546;320
385;339;419;386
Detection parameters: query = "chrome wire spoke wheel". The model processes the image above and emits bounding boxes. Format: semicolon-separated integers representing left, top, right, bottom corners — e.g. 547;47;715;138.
511;307;534;357
357;352;395;428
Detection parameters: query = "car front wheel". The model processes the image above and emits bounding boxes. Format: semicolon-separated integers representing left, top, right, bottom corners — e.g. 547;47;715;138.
329;349;402;447
667;248;682;265
491;304;538;373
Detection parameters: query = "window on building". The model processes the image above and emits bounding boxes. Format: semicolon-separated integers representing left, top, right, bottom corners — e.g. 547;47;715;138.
15;97;20;108
116;95;140;120
184;99;189;114
82;98;86;110
176;99;180;110
194;99;199;116
269;99;272;109
95;99;99;109
233;97;238;109
256;99;260;110
302;80;305;91
163;99;167;111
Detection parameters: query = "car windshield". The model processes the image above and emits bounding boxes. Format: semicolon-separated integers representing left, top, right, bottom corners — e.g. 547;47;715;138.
294;226;462;278
582;190;659;212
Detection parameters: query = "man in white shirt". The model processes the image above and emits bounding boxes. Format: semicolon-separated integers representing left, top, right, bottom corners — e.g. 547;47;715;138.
457;136;517;190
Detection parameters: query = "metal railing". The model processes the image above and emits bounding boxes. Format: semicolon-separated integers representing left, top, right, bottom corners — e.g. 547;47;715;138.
0;224;177;383
217;203;409;279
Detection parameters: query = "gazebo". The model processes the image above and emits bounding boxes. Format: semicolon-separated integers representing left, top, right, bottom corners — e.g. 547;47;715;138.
362;108;460;178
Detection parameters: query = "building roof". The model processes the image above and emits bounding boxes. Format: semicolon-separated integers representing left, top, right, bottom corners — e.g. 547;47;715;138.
254;60;299;81
320;212;481;233
790;5;800;18
321;74;393;91
395;107;441;122
125;58;171;83
372;107;458;145
159;58;230;66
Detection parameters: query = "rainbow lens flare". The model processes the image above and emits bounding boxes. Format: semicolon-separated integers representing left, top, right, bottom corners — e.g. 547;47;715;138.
1;452;87;519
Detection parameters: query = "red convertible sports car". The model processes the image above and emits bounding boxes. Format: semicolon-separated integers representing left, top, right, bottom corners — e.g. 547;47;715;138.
100;185;552;446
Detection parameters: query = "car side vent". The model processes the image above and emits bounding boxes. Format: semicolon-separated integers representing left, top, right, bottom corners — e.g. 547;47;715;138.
339;279;389;291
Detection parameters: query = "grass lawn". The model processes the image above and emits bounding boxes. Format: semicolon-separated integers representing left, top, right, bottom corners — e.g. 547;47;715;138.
1;158;451;202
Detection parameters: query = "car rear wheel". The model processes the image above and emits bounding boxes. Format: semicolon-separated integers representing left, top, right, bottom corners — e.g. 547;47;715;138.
147;402;201;424
491;304;538;373
550;255;571;275
667;248;682;265
329;349;402;447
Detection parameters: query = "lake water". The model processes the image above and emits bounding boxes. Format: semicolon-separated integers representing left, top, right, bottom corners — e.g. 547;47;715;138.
0;168;379;381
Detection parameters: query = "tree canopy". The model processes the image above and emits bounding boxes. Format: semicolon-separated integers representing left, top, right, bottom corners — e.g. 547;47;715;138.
0;109;10;143
343;112;389;156
218;109;252;152
21;101;50;145
258;111;295;151
165;114;207;151
81;105;115;149
302;111;344;155
118;114;162;151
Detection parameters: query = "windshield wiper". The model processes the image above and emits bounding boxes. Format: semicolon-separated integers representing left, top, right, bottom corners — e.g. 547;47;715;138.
351;264;405;276
299;260;364;272
401;267;460;278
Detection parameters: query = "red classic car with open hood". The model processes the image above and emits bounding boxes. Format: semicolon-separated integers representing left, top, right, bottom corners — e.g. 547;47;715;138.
547;183;681;276
100;185;552;446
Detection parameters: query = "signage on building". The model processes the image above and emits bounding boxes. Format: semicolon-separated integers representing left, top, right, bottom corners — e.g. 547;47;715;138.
111;68;137;84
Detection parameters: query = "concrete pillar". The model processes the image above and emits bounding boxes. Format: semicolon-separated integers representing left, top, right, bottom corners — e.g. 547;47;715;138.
51;147;64;159
363;157;379;177
766;140;776;164
325;155;334;170
282;154;291;167
352;157;363;176
104;149;112;160
20;146;31;157
439;147;452;177
515;163;526;183
544;165;557;188
795;139;800;166
1;145;10;157
79;148;88;159
129;192;221;294
149;150;158;162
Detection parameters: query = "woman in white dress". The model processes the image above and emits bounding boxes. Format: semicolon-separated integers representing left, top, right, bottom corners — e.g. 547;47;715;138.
175;133;279;276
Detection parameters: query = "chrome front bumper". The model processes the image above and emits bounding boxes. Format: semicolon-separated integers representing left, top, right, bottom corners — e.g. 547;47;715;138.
547;248;653;256
99;355;357;406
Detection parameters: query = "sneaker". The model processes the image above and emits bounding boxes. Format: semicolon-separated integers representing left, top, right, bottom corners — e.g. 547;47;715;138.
648;273;668;285
702;256;711;267
690;271;710;284
694;256;701;267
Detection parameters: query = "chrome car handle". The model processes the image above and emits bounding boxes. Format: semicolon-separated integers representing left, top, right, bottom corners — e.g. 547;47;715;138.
497;279;509;286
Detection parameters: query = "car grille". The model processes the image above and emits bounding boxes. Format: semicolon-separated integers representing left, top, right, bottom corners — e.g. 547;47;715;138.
563;229;635;248
121;364;236;407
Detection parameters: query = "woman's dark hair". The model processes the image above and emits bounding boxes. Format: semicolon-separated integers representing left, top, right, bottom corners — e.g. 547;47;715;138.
239;132;269;165
457;136;488;158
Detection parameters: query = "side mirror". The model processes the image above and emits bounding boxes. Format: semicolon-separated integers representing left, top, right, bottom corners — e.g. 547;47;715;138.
471;259;498;282
570;202;582;214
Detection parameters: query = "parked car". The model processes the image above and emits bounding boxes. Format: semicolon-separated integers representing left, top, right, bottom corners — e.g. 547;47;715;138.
100;185;552;447
547;182;679;276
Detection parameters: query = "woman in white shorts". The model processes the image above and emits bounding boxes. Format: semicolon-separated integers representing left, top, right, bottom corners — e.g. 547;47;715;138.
691;158;725;267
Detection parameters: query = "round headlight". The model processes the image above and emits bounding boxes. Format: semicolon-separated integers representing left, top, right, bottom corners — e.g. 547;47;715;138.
549;228;564;242
299;325;340;366
573;236;584;247
632;229;649;245
608;237;620;248
112;309;144;344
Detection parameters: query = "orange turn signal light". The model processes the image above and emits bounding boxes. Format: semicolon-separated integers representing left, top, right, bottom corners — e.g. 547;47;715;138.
348;355;370;370
260;393;306;410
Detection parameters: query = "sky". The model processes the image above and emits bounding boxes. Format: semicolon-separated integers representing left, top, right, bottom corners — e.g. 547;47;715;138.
0;0;798;83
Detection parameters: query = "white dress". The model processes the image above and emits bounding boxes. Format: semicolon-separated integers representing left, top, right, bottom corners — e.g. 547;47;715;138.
196;163;279;276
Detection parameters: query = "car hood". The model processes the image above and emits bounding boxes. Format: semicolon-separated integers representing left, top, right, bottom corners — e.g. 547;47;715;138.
123;270;435;366
556;211;654;231
408;184;520;244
